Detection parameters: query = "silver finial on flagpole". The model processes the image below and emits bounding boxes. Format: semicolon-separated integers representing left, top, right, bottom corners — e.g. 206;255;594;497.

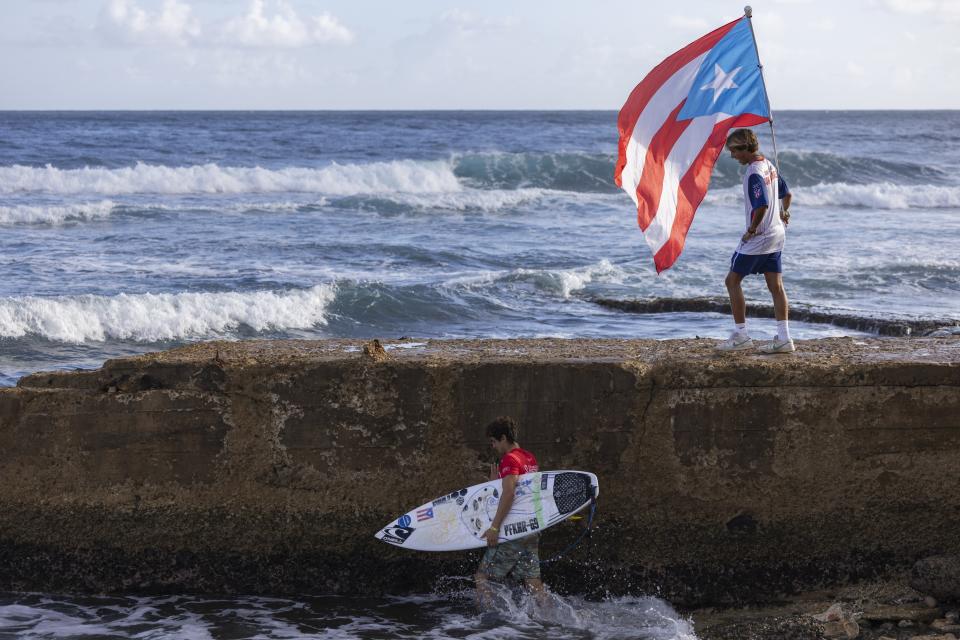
744;6;753;17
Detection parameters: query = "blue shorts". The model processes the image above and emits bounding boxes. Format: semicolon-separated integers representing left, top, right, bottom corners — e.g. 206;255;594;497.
730;251;782;275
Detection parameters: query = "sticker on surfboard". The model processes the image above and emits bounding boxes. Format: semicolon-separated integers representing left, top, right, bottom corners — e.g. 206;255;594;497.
374;470;598;551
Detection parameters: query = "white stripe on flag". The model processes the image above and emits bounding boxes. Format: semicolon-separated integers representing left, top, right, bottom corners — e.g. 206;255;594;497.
643;112;729;255
619;52;710;206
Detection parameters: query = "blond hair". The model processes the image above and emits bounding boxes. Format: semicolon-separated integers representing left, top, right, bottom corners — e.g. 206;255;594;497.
726;129;759;153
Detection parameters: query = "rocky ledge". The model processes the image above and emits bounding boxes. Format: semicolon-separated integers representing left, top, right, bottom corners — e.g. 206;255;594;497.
0;337;958;607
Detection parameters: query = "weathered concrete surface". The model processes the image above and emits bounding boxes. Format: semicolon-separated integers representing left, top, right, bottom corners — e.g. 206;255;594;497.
1;337;958;606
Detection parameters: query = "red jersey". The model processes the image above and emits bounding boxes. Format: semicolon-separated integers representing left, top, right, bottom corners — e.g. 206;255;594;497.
498;447;539;478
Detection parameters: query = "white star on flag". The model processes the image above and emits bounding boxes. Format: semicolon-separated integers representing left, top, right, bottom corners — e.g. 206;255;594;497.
701;63;741;104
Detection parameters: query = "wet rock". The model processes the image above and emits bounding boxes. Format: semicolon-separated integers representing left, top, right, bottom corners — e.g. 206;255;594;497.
814;603;845;622
699;615;824;640
362;339;389;361
927;325;960;337
913;556;960;601
932;619;960;633
725;512;758;535
862;605;941;624
822;620;860;638
3;336;960;599
907;635;957;640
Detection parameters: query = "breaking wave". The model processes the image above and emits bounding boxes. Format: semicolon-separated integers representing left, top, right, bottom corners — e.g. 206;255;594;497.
711;149;949;188
451;149;951;193
0;285;336;343
1;149;953;201
0;200;117;225
443;259;624;299
0;161;461;196
329;187;555;213
453;152;618;193
705;182;960;209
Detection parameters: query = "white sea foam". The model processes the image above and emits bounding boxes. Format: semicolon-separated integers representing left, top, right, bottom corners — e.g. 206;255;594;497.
0;200;116;225
0;285;336;343
704;182;960;209
442;259;623;299
0;591;698;640
362;187;550;212
0;160;462;196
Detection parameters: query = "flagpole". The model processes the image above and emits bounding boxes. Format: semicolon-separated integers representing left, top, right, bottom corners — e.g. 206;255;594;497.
744;6;781;175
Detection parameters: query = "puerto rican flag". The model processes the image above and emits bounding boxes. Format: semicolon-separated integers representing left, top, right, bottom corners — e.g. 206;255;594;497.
416;507;434;521
615;16;771;272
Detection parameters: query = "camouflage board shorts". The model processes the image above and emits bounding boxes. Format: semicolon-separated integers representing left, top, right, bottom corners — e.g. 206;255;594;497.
478;535;540;581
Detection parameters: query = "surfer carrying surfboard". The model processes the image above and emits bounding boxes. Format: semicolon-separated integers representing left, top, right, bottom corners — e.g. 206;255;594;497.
475;416;547;607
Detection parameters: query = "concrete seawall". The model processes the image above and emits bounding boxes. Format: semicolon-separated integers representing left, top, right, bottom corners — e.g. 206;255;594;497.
1;338;958;606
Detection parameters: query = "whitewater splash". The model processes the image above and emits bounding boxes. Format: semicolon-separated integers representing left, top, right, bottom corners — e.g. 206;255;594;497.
0;588;698;640
0;285;336;343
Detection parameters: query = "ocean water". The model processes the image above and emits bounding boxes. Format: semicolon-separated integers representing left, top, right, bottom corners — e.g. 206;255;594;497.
0;588;697;640
2;111;959;637
1;110;959;386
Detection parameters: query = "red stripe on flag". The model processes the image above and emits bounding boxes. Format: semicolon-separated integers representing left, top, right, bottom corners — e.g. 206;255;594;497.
635;100;693;231
615;17;741;187
652;113;770;273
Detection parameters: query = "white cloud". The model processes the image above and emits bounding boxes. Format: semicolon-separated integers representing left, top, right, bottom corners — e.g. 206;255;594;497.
882;0;937;13
881;0;960;19
96;0;353;49
811;17;836;30
99;0;201;46
894;64;914;89
667;16;711;32
846;61;865;76
219;0;354;48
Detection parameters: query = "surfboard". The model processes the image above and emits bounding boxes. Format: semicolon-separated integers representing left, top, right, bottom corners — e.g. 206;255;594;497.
374;470;598;551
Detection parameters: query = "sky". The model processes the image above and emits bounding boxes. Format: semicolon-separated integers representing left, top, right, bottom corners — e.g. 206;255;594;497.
1;0;958;110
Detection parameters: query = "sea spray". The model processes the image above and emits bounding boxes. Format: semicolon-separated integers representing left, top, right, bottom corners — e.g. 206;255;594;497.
0;285;336;342
0;590;699;639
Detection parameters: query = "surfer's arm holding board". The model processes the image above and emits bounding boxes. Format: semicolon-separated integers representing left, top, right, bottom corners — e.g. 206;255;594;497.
481;473;517;547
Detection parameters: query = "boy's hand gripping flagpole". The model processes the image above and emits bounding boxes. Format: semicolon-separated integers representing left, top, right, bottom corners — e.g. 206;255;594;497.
744;6;781;175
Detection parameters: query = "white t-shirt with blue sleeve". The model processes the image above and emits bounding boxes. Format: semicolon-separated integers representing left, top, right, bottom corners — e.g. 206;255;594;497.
737;157;790;255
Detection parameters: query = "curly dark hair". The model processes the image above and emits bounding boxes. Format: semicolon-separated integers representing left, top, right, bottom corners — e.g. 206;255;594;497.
726;128;760;153
485;416;517;443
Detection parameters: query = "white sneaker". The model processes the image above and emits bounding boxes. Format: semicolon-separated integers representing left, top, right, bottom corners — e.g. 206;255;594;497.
758;338;795;354
716;332;753;352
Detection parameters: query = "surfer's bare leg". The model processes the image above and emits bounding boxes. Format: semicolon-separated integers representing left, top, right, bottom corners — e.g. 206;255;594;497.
475;572;494;610
524;577;549;608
